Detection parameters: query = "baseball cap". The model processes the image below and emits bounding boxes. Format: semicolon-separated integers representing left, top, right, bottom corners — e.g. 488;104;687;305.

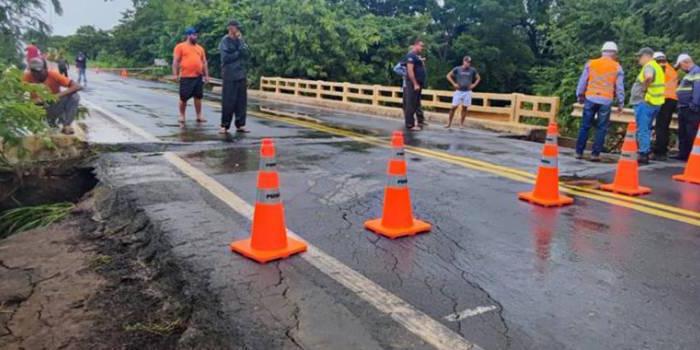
653;51;666;60
184;27;198;35
675;53;692;68
636;47;654;57
28;58;46;72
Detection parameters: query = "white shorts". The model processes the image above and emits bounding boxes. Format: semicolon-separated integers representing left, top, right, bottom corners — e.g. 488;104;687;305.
452;90;472;107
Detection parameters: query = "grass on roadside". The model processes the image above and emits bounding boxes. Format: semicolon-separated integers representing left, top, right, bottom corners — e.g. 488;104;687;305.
0;202;75;239
123;319;183;336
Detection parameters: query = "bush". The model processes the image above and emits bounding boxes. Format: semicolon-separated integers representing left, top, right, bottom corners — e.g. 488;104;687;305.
0;65;55;165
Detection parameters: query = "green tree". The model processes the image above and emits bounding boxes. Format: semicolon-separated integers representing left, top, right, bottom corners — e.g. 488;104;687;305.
63;26;112;60
0;0;63;64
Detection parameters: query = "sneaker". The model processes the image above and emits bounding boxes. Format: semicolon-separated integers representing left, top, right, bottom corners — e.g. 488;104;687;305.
575;153;584;160
638;153;650;164
590;154;601;162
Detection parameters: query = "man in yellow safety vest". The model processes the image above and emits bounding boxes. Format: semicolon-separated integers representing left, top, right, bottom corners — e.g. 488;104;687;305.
630;47;665;164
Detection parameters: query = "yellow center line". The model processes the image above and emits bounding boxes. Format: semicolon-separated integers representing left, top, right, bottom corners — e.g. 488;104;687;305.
246;110;700;227
249;106;700;220
142;84;700;224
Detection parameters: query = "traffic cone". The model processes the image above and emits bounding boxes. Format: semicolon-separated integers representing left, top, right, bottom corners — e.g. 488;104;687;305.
518;122;574;207
544;121;558;146
230;138;307;263
364;131;431;239
601;122;651;195
120;69;128;78
673;128;700;184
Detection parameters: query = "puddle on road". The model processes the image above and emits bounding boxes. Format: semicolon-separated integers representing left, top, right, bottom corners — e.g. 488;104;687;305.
560;175;603;189
184;147;259;173
324;140;374;153
161;127;246;143
115;103;166;120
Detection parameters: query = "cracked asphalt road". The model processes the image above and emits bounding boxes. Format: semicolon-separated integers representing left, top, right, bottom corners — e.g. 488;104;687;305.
81;71;699;349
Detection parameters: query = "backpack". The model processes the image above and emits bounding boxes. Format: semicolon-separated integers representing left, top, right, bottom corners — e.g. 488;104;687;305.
393;62;407;77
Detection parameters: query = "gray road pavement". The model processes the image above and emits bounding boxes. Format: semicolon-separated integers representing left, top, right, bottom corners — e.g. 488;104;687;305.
81;70;700;350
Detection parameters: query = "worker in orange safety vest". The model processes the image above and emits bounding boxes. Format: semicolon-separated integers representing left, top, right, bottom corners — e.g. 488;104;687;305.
652;51;679;160
575;41;626;162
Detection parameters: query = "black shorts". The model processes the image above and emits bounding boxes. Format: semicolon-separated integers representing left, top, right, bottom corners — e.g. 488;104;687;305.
179;76;204;101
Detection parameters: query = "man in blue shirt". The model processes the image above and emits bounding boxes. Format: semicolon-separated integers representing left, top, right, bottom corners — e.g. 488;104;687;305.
675;54;700;161
403;39;427;131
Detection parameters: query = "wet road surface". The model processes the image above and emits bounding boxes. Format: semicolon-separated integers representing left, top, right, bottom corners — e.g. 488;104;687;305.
82;70;700;349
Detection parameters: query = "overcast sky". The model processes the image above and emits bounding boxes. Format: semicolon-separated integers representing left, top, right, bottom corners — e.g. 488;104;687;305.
44;0;133;36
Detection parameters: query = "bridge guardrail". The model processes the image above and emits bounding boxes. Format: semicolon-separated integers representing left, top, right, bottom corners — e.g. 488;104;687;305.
256;77;560;126
571;103;678;130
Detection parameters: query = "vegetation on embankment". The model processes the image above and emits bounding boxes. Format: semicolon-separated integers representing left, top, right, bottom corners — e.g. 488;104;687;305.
0;64;91;238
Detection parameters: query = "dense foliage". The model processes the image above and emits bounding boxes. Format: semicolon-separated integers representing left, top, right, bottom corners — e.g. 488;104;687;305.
0;0;62;64
46;0;700;121
0;65;55;164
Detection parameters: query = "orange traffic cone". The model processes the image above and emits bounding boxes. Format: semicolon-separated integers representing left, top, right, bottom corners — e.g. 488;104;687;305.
544;121;558;146
673;128;700;184
601;122;651;195
120;69;128;78
364;131;431;239
230;138;307;263
518;122;574;207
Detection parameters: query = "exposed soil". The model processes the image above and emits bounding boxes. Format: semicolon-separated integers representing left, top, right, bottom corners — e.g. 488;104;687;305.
0;160;98;212
0;183;232;349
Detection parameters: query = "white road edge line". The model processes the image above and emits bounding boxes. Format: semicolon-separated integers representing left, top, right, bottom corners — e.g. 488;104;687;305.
83;98;484;350
445;306;499;322
82;98;161;143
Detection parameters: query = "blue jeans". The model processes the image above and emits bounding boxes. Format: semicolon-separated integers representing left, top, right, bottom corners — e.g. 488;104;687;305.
575;100;612;155
634;102;660;154
78;68;87;85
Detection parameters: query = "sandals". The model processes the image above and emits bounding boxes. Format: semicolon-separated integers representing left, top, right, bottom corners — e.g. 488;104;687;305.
236;127;251;133
178;118;186;128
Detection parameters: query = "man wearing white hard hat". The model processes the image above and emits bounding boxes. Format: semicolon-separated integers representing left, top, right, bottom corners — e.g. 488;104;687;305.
675;54;700;161
652;51;679;160
574;41;625;162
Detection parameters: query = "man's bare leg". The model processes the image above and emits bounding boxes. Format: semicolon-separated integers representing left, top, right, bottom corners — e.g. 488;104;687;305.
446;106;459;128
178;100;187;128
194;98;206;122
459;106;469;128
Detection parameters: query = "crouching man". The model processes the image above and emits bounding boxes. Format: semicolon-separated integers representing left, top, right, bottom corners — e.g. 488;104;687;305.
23;58;82;134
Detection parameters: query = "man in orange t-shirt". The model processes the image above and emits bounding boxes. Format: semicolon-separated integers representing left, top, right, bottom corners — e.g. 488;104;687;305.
23;58;83;134
172;27;209;127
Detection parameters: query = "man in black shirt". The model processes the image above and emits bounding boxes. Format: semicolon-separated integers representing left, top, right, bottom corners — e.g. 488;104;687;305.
219;20;250;134
403;39;426;131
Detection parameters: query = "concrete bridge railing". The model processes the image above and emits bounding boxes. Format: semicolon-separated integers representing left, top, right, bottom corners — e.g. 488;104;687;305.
571;103;678;130
259;77;560;126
